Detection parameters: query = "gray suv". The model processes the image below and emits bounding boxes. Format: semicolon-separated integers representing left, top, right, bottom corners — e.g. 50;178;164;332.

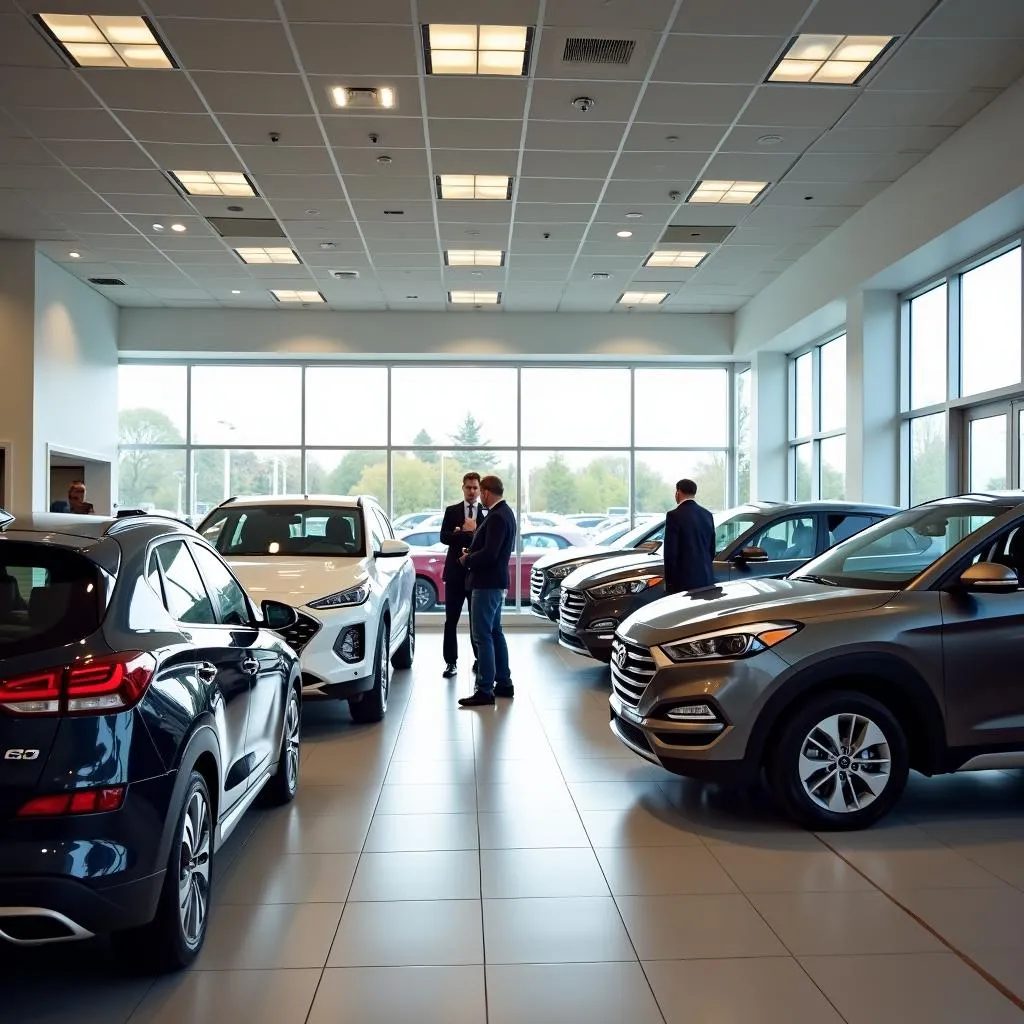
609;493;1024;830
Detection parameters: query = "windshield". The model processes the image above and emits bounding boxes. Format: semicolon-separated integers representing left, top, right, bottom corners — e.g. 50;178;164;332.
200;505;366;557
791;504;1010;589
713;506;763;553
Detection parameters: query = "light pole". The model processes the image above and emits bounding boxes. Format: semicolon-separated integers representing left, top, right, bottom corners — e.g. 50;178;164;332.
217;419;235;500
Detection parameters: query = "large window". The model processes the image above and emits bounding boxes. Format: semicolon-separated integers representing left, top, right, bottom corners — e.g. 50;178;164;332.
961;247;1022;398
736;368;751;504
789;335;846;500
117;362;738;609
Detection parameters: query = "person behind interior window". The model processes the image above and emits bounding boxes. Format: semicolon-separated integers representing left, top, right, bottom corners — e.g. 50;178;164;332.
67;481;94;515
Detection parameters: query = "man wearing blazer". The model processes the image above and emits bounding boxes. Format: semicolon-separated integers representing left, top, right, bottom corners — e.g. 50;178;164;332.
458;474;516;707
663;478;716;595
439;472;484;677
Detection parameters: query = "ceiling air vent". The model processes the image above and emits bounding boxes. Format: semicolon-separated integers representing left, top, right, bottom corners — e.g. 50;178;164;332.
330;270;360;280
88;277;125;286
562;37;635;65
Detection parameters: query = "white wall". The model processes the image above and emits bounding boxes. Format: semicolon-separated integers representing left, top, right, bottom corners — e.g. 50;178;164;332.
118;308;733;361
33;253;119;512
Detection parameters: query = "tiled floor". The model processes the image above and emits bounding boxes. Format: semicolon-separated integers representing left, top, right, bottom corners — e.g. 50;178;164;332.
5;630;1024;1023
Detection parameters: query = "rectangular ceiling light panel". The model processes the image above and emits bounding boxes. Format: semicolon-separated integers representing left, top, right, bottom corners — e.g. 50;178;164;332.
449;290;501;304
644;250;708;268
768;34;895;85
171;170;257;197
437;174;513;200
424;24;532;75
235;247;300;265
445;249;505;266
271;289;324;303
37;13;174;68
329;86;396;109
619;291;668;305
686;180;768;205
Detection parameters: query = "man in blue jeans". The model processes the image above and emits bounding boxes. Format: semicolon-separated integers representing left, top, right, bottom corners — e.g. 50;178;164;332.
458;474;516;707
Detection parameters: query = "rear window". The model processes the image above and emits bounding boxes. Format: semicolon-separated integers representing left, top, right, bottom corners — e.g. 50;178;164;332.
200;506;365;557
0;542;104;657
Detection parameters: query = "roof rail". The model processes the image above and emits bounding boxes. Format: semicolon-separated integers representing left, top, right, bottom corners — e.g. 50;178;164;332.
116;508;149;518
0;507;13;530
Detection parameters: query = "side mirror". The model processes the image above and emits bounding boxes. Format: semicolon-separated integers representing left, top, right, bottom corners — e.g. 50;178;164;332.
735;546;769;564
376;538;410;559
262;599;298;630
956;561;1019;595
637;540;661;552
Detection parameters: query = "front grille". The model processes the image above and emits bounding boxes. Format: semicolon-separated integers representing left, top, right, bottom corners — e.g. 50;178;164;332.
559;629;588;653
559;587;587;632
530;566;545;603
609;636;655;710
278;611;321;655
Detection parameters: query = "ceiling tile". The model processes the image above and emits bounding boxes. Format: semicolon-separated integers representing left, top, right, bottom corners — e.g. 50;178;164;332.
869;38;1024;92
802;0;941;35
425;78;528;120
919;0;1024;38
739;85;858;128
430;119;524;150
786;152;921;183
219;114;325;147
161;19;297;73
291;23;419;75
672;0;809;35
343;175;432;201
530;80;644;122
190;73;314;116
5;106;129;141
720;124;824;153
636;84;750;124
702;151;796;181
809;125;955;154
0;13;65;68
545;0;677;29
236;144;336;175
431;149;518;175
519;150;616;178
0;165;90;191
141;142;239;171
623;122;728;151
337;148;430;177
532;27;658;83
612;150;707;180
252;172;345;199
653;34;785;84
75;168;177;195
272;199;352;219
283;0;413;22
839;89;1000;129
88;70;208;114
322;116;425;149
516;177;605;203
116;111;226;145
149;0;279;17
766;180;889;206
514;203;592;223
0;67;95;107
352;200;435;221
0;137;58;165
526;119;625;150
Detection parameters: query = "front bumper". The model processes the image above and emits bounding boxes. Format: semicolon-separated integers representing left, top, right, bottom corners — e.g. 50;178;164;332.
291;607;379;692
557;589;658;662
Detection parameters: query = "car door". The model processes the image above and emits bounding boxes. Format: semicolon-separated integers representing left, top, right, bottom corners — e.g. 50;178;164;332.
729;514;820;580
189;540;287;781
940;523;1024;750
369;507;408;634
152;539;253;812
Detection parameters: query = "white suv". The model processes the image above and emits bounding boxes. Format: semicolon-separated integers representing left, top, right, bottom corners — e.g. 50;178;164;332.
197;495;415;723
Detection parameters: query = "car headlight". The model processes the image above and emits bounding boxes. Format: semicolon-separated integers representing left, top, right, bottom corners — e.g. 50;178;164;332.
308;583;370;610
548;564;577;580
660;622;800;663
588;576;663;600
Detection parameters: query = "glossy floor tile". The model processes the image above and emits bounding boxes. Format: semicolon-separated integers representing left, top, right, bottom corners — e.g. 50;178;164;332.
6;632;1024;1023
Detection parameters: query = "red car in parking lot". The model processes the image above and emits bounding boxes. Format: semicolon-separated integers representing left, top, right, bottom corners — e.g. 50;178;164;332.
412;527;588;611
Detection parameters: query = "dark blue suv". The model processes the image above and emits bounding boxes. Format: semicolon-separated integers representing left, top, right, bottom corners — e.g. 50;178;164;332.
0;510;302;970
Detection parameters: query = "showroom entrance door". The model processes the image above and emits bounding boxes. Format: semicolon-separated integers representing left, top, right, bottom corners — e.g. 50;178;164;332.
962;399;1024;492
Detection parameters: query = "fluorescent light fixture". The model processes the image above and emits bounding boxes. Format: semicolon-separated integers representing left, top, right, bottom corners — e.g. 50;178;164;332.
644;250;708;268
170;223;186;232
68;251;81;259
616;230;633;238
271;289;325;303
449;290;501;304
619;291;668;305
231;289;241;294
170;170;257;198
686;179;769;205
445;249;505;267
329;85;397;109
37;13;174;68
767;34;895;85
424;24;532;76
234;247;300;265
437;174;512;200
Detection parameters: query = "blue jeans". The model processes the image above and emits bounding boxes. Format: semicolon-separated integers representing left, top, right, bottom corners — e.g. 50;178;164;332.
469;588;509;696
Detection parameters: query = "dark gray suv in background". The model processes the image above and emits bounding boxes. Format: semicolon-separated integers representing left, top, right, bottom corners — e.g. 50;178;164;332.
560;501;895;662
609;493;1024;830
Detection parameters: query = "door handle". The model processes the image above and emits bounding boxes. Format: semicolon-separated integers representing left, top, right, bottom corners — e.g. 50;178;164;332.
241;657;259;675
196;663;217;684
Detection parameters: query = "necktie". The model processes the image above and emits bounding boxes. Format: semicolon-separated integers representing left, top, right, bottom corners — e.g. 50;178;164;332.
467;503;475;520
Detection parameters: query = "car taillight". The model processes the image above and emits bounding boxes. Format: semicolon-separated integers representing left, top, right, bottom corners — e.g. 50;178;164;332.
17;786;126;817
0;652;156;717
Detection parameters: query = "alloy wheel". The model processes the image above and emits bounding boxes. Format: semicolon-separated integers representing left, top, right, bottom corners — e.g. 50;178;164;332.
798;713;892;814
414;580;435;612
177;788;212;949
284;694;300;795
380;632;390;709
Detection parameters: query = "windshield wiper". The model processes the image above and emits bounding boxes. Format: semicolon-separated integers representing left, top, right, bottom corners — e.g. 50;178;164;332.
796;573;838;587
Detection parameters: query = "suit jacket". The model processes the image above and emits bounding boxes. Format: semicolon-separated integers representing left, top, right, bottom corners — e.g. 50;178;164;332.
663;499;716;595
464;499;516;591
440;499;486;583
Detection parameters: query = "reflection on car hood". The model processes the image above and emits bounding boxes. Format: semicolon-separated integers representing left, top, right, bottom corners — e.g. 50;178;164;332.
621;578;895;647
564;550;663;588
224;555;366;607
532;545;635;571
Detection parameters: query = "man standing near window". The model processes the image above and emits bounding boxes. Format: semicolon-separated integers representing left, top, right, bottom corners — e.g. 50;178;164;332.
439;472;484;678
458;475;516;707
663;478;715;595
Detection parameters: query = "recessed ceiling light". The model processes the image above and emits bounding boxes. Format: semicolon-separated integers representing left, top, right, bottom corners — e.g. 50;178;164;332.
234;246;300;265
271;289;325;303
644;250;708;268
756;134;783;146
437;174;513;200
68;251;81;259
619;291;668;305
686;180;769;205
616;230;633;238
170;223;186;232
152;223;164;232
625;212;643;219
591;272;611;280
329;85;397;109
231;289;241;294
767;34;896;86
445;249;505;267
449;290;500;304
37;13;174;68
424;24;532;76
169;170;257;198
319;241;336;250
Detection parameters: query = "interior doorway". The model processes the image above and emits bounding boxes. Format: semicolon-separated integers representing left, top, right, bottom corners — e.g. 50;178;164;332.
46;446;112;515
961;399;1024;492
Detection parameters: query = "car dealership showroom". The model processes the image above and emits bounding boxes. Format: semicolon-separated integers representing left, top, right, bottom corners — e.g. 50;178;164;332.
3;0;1024;1020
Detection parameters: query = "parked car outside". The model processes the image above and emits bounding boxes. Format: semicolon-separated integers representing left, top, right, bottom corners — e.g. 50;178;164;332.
397;528;442;548
0;509;302;969
392;510;441;531
412;526;590;611
198;495;414;723
608;492;1024;830
560;501;896;662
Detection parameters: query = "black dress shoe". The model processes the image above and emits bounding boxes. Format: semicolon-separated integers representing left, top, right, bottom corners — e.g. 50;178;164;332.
494;681;514;699
442;663;458;677
458;691;495;708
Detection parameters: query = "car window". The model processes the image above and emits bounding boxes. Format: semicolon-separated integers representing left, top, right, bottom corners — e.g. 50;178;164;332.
968;525;1024;586
406;531;440;547
749;516;817;561
371;507;394;541
202;505;365;557
365;508;386;551
523;533;561;551
155;540;216;625
191;544;252;626
828;513;877;546
714;515;759;552
146;550;165;604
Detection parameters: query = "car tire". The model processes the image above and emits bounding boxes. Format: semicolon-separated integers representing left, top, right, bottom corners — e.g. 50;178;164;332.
392;608;415;670
350;620;389;724
260;685;301;806
112;770;213;972
767;690;909;831
414;577;437;613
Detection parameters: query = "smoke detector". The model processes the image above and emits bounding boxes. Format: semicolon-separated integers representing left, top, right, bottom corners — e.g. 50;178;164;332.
571;96;596;113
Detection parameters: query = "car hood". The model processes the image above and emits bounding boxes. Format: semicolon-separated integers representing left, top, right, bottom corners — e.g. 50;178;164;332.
533;544;636;571
225;555;366;608
564;550;663;587
620;577;895;648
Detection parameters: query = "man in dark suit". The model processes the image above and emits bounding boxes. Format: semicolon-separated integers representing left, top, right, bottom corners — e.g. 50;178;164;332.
663;478;716;595
458;474;516;707
439;472;484;677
